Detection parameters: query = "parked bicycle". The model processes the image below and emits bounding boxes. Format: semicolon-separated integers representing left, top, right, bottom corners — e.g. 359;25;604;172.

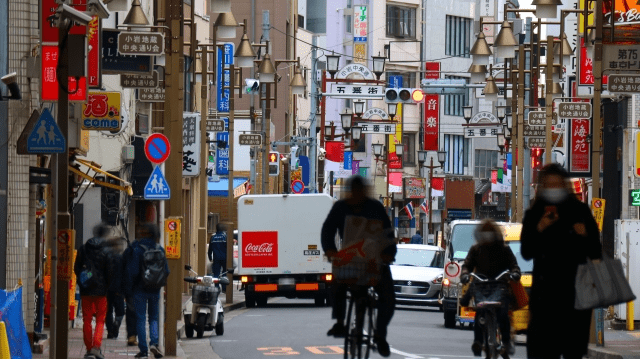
469;270;511;359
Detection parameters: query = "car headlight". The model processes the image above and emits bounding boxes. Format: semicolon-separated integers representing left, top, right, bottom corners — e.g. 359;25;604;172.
432;274;443;284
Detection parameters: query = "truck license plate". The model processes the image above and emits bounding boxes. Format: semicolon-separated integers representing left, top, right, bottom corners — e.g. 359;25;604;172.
304;250;321;255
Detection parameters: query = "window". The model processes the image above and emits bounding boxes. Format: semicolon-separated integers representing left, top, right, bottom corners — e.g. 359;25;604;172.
386;71;416;88
346;0;352;33
307;0;327;33
183;56;193;112
298;14;304;28
446;15;472;58
444;76;469;116
474;150;498;179
386;5;416;39
443;134;465;175
402;134;416;166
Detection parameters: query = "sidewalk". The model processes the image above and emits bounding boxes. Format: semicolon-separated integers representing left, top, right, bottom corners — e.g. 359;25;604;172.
32;283;246;359
589;322;640;359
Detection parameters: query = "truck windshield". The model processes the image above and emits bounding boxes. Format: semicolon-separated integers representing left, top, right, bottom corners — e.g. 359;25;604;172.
507;241;533;273
394;248;444;268
450;224;476;260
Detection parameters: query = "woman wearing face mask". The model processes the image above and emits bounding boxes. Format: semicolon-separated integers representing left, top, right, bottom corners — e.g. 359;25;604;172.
460;219;521;357
521;164;602;359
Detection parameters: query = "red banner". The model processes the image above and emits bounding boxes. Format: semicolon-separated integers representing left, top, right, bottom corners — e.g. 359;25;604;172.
570;119;591;173
241;231;278;268
425;62;440;79
87;16;101;88
41;45;87;102
579;38;609;86
42;0;86;44
325;141;345;163
424;94;439;151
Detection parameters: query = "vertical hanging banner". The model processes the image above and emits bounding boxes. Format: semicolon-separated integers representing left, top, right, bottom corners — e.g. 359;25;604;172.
325;140;345;172
217;43;234;112
352;160;360;175
353;6;368;65
388;104;403;169
41;45;88;102
424;94;439;151
579;38;609;86
425;62;441;80
569;118;591;173
344;151;353;170
182;112;201;177
389;172;403;193
87;16;101;88
216;131;229;175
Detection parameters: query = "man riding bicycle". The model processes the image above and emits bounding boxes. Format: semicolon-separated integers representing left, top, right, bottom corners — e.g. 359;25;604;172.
321;175;396;358
460;219;521;357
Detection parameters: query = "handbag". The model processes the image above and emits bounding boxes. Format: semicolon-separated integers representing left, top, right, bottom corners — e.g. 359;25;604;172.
574;256;636;310
510;280;529;310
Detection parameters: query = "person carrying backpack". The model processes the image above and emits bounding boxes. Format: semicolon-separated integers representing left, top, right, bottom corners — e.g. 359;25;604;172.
104;236;126;339
208;223;227;292
74;224;110;359
126;223;170;359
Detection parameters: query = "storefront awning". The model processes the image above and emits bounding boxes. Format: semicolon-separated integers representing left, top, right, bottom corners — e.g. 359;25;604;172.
208;177;249;197
69;158;133;196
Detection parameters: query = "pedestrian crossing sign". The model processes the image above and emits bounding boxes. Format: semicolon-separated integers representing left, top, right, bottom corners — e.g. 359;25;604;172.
144;166;170;200
27;108;66;153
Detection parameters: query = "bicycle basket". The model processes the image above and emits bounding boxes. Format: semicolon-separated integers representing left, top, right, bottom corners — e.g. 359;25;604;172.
333;256;381;287
471;281;507;308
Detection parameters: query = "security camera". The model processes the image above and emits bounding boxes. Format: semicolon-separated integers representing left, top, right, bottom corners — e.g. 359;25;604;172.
58;4;92;26
1;72;21;100
318;147;326;161
87;0;110;19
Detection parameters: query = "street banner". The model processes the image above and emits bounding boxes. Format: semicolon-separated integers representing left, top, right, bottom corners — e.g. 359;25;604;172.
41;45;88;102
389;104;403;169
353;6;367;65
591;198;606;232
404;177;426;198
389;172;403;193
87;16;101;88
569;118;591;173
344;151;353;170
352;160;360;175
424;94;439;150
217;43;234;112
325;140;345;172
182;112;201;177
431;177;444;197
216;131;229;175
425;62;440;79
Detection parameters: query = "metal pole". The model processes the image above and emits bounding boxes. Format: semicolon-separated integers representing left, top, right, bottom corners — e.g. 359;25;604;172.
428;157;433;236
226;64;235;304
511;57;517;222
545;35;554;163
592;0;603;199
198;46;209;277
517;45;525;222
261;11;270;194
158;188;165;350
309;36;318;193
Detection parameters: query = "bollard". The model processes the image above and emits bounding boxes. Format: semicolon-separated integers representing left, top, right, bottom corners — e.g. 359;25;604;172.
0;321;11;358
628;301;635;331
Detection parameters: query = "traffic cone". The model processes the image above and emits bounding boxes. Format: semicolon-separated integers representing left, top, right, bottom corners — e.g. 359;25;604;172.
0;321;11;358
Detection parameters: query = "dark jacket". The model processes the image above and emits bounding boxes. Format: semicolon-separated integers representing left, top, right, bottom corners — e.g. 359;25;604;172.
520;195;602;358
73;237;109;297
125;237;170;294
410;234;422;245
321;198;396;259
104;238;127;294
461;239;521;281
208;231;227;262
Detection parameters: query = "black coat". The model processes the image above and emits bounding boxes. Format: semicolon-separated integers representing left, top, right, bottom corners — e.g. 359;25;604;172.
461;239;520;281
73;237;109;297
104;238;127;294
521;195;602;359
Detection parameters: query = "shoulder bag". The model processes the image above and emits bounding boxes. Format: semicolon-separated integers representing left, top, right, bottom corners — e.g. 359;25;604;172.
574;256;636;310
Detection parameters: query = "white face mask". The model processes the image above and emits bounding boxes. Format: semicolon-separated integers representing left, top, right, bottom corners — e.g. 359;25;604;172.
541;188;568;204
477;231;496;243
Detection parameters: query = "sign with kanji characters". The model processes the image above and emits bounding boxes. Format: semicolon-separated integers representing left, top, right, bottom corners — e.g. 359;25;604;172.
557;103;592;119
42;0;86;44
389;104;403;169
604;45;640;70
120;71;159;88
56;229;75;280
182;112;201;177
117;32;164;56
335;64;376;80
206;119;225;132
608;74;640;93
139;82;165;102
424;94;439;150
425;62;440;80
41;45;88;102
464;126;502;138
523;125;545;137
579;38;609;86
630;189;640;206
164;218;181;259
570;119;591;173
87;16;101;88
102;30;153;74
404;177;426;199
328;84;384;99
353;6;367;42
357;122;396;134
239;134;263;146
361;107;389;120
591;198;605;232
81;92;121;131
216;131;230;175
527;137;546;149
527;111;558;125
635;130;640;178
217;43;234;112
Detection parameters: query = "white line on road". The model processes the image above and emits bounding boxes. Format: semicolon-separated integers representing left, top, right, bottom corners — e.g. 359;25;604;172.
389;347;425;358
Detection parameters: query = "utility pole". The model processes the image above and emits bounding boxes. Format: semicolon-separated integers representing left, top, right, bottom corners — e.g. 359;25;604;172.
198;46;209;277
262;10;270;194
592;0;603;200
516;44;525;222
309;36;318;193
164;0;184;355
226;63;235;304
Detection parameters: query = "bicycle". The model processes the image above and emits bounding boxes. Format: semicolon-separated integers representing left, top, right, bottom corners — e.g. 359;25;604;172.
469;270;511;359
343;285;378;359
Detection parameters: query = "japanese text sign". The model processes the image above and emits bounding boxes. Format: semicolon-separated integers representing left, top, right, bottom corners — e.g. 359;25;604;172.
335;64;376;80
41;45;88;102
42;0;86;44
353;43;367;65
121;71;159;88
182;112;201;177
579;38;609;86
353;6;367;42
604;45;640;70
217;43;234;112
328;84;384;99
464;126;501;138
216;131;230;175
239;134;263;146
570;119;591;173
102;29;153;75
425;62;440;80
424;94;439;150
118;32;164;56
389;104;403;169
404;178;426;199
87;16;101;88
164;218;181;259
207;119;225;132
608;74;640;92
81;92;121;131
357;122;396;134
557;103;592;119
527;111;557;125
523;125;545;137
527;137;546;148
591;198;605;232
139;82;165;102
56;229;75;280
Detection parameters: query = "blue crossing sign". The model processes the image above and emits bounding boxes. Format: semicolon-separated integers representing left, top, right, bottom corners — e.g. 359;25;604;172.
27;108;66;153
144;166;170;200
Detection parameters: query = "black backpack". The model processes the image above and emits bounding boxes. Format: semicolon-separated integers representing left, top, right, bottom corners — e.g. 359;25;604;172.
79;246;104;290
140;244;168;290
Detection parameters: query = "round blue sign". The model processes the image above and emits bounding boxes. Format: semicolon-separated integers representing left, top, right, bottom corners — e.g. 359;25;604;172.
291;180;304;194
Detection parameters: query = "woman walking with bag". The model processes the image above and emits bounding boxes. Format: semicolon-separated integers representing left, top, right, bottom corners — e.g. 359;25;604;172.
521;164;602;359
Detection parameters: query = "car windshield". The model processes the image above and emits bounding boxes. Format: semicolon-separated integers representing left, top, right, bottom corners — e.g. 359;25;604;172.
393;248;444;268
450;224;477;260
508;241;533;273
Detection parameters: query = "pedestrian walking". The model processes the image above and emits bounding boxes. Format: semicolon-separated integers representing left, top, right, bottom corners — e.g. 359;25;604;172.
521;164;602;359
410;230;423;244
73;224;110;359
104;236;126;339
208;223;227;292
123;237;138;347
126;223;170;359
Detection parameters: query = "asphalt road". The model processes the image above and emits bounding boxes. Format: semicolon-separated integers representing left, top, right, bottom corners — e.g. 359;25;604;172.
204;299;528;359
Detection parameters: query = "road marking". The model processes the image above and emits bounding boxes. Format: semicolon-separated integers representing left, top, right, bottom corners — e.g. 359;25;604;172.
390;348;425;358
305;346;343;354
258;347;300;356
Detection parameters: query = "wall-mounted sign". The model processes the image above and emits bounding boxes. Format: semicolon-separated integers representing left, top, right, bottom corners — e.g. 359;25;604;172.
118;32;164;56
81;92;122;131
630;189;640;206
356;122;396;134
353;6;367;65
569;119;591;173
404;177;426;199
217;43;234;112
102;29;153;75
527;111;557;125
121;71;159;88
425;62;441;80
328;84;384;99
182;112;201;177
41;45;88;102
87;16;101;88
424;94;439;150
557;103;592;120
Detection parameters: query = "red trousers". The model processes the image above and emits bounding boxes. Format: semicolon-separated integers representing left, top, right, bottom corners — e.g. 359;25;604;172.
82;296;107;351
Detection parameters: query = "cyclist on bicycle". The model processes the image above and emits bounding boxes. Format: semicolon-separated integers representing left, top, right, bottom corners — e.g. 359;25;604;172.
460;219;521;357
321;175;396;358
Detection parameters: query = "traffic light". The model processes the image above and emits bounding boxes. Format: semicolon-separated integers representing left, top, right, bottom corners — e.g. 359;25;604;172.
290;146;302;170
531;147;545;169
385;88;424;104
245;79;260;94
269;151;280;176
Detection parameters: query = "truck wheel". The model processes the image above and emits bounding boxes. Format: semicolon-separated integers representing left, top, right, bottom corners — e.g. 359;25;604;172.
256;296;268;307
215;313;224;336
245;294;256;308
444;309;456;329
314;295;325;306
196;313;206;338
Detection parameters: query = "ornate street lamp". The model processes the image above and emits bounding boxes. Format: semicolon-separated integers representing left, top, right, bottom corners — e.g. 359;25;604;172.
215;12;239;39
484;75;499;103
340;108;353;132
326;52;341;79
494;21;518;59
353;101;365;117
387;103;397;118
496;105;507;123
257;53;276;83
290;66;307;95
417;150;428;164
351;126;362;141
372;143;384;158
324;122;334;140
497;132;506;154
371;53;386;80
437;150;447;167
463;105;473;124
471;32;492;66
468;64;487;84
395;143;404;156
532;0;562;19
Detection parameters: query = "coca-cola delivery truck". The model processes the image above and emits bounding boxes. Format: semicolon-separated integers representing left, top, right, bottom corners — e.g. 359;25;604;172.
237;194;334;307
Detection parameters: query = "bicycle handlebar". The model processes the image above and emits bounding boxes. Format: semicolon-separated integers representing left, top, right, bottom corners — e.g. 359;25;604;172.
470;270;510;282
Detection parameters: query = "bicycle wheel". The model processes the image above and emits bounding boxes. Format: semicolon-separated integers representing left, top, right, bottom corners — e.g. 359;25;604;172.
344;297;356;359
363;294;376;359
354;299;366;359
484;311;498;359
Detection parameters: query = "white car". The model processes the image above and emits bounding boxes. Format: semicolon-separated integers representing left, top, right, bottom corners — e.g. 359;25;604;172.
390;244;445;308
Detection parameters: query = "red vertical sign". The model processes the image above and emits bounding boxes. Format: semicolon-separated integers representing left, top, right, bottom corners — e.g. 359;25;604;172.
570;118;591;173
41;45;88;102
424;94;439;151
425;62;441;80
579;38;609;86
87;16;101;88
42;0;87;44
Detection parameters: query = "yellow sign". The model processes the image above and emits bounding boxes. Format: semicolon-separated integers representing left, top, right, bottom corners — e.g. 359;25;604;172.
591;198;606;232
635;131;640;178
56;229;75;280
81;91;122;131
80;129;90;153
388;103;403;153
165;217;181;259
291;168;302;182
353;43;367;65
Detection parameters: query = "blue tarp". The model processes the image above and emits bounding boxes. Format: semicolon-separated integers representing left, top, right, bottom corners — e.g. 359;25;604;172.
0;287;32;359
208;177;248;197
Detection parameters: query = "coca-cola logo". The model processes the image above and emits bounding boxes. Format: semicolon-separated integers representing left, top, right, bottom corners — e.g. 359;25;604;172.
245;243;274;253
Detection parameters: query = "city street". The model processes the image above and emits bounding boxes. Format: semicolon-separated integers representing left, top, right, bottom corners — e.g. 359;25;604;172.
203;299;526;359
